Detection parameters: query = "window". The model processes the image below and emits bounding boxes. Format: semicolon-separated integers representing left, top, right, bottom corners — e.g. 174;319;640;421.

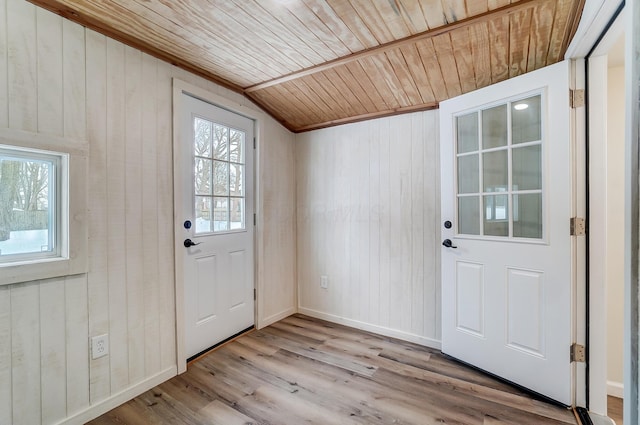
455;94;543;239
0;130;88;286
0;147;62;262
193;117;246;234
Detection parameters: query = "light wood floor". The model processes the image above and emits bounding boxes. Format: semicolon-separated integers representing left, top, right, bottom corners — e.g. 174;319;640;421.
608;396;623;424
89;314;577;425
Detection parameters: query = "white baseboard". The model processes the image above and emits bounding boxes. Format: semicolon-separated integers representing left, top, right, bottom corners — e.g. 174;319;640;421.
298;307;442;350
607;380;624;398
258;307;297;329
55;366;177;425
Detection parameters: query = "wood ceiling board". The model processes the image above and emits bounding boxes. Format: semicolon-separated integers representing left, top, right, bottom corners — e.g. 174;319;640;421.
546;0;582;65
432;33;463;98
211;0;320;70
324;0;379;49
466;0;490;16
508;8;534;77
385;49;424;106
529;0;556;70
288;79;336;123
300;0;367;53
470;22;493;88
275;0;353;58
343;61;393;111
442;0;469;23
255;0;343;62
421;0;449;29
157;0;304;76
293;102;438;133
28;0;246;92
353;57;400;110
365;55;412;108
310;71;365;117
332;65;380;114
416;38;449;102
244;0;541;93
346;0;397;44
398;43;437;105
488;14;511;84
85;0;284;82
247;87;305;130
450;27;478;93
321;68;371;115
274;83;327;125
370;0;414;40
395;0;429;34
229;0;328;66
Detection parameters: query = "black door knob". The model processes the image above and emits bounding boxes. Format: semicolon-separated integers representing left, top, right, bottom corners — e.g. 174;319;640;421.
183;238;201;248
442;239;457;248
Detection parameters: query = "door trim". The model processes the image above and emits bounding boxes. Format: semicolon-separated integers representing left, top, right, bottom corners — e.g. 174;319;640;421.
172;79;261;373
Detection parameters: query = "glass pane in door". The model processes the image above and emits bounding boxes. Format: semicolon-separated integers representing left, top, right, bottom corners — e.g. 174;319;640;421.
193;116;247;234
457;112;478;154
458;196;480;235
458;155;479;194
482;105;507;149
512;95;542;144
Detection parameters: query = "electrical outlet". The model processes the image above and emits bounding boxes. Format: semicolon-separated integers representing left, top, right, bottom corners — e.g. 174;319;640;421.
91;334;109;360
320;275;328;289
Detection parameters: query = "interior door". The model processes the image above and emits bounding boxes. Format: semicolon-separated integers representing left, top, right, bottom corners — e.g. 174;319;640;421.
440;60;574;405
179;94;255;359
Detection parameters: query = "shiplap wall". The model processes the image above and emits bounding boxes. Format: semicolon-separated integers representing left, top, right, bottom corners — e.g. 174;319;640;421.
0;1;296;424
295;111;441;347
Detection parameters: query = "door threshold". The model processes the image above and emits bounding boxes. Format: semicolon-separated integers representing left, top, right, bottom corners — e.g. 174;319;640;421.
187;325;255;364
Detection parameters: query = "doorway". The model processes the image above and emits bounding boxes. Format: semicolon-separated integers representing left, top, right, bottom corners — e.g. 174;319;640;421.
587;9;626;421
173;81;257;369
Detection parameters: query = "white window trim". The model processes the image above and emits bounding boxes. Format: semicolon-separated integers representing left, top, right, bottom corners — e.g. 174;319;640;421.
0;128;88;286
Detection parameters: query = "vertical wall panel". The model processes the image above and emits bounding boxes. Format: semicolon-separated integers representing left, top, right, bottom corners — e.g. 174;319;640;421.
296;110;441;346
0;286;11;425
85;29;111;404
36;8;63;136
39;279;67;423
105;38;129;393
367;119;380;324
0;0;7;128
62;19;86;140
378;118;391;327
411;113;426;336
156;61;177;370
124;45;145;385
65;274;89;415
7;0;36;132
141;53;161;377
11;283;41;425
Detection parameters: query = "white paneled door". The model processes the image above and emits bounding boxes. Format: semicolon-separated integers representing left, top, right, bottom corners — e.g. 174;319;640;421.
440;60;574;405
179;94;255;359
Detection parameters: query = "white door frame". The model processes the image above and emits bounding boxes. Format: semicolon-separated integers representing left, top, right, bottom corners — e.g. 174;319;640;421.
566;0;639;418
172;79;261;373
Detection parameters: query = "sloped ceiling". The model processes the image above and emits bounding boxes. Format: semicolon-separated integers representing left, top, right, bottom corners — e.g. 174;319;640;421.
29;0;584;132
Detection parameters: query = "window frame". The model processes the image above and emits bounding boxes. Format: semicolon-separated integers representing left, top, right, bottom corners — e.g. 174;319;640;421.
0;129;88;286
453;89;547;243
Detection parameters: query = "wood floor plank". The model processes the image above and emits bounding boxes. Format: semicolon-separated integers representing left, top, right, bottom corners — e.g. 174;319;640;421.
89;314;577;425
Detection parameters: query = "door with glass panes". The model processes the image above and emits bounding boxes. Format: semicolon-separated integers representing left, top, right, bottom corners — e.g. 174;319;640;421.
179;94;254;359
440;60;574;405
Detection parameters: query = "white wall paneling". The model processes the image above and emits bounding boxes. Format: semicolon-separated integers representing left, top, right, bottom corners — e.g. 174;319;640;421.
0;1;296;423
295;111;441;348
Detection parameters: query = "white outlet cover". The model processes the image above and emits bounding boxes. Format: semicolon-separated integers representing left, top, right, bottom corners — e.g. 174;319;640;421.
320;275;328;289
91;334;109;360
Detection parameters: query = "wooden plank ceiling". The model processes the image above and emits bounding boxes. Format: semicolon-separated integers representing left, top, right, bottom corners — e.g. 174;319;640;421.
30;0;584;132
